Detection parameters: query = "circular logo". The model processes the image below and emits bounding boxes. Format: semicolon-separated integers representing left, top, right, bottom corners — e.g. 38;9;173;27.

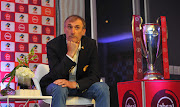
5;13;11;20
122;90;139;107
19;5;25;12
45;27;51;34
33;0;38;4
151;89;179;107
45;8;51;15
32;35;38;42
32;16;39;23
4;32;12;40
18;24;25;32
5;53;11;60
33;55;39;62
19;44;25;51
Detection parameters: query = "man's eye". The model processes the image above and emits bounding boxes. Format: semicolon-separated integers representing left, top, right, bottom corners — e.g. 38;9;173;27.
68;26;72;29
75;27;80;30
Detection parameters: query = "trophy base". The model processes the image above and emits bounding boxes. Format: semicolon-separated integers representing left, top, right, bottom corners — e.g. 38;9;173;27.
143;72;164;80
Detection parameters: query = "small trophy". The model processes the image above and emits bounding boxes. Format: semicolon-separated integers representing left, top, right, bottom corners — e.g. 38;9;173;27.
141;23;164;80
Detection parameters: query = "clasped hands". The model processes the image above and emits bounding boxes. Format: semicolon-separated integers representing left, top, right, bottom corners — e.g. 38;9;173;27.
53;79;77;89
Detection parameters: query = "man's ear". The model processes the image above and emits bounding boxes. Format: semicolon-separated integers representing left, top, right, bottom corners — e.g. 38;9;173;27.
83;29;86;35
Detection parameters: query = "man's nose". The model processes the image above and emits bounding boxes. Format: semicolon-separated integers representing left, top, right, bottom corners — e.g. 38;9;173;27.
71;27;75;34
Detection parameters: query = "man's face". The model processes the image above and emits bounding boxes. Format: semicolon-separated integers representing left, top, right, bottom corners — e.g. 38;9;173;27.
64;19;86;43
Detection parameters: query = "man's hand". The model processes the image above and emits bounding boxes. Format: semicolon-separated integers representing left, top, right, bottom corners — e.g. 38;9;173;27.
66;40;79;58
53;79;77;89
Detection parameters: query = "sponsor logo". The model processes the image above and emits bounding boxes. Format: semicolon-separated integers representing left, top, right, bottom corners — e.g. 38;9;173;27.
19;54;25;61
46;0;50;3
19;0;25;3
6;43;10;48
20;34;24;38
5;23;11;30
19;5;25;12
33;55;39;62
151;89;179;107
45;8;51;15
5;43;11;50
20;54;25;58
5;63;11;71
4;32;12;40
46;36;50;43
18;24;25;32
32;35;38;42
5;13;11;20
33;64;38;71
33;0;38;4
33;7;38;14
46;17;50;24
6;3;11;10
19;44;25;51
33;45;38;52
122;90;139;107
33;26;38;33
19;34;25;41
32;16;39;23
19;14;25;22
45;27;51;34
5;53;11;60
45;0;50;6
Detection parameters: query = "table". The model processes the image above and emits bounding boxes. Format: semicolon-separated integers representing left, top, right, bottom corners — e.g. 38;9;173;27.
0;95;52;107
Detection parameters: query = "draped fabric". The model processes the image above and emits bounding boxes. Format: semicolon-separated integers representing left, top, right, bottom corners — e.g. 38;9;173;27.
56;0;85;36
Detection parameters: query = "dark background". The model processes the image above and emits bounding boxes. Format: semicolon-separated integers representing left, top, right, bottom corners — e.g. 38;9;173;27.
86;0;180;106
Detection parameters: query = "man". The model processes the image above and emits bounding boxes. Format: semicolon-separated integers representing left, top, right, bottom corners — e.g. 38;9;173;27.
40;15;110;107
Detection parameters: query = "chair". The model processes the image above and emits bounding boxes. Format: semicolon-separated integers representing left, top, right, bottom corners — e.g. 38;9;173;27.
32;64;95;107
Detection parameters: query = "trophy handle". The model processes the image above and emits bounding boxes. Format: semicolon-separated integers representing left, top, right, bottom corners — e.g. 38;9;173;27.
132;16;143;40
156;17;168;39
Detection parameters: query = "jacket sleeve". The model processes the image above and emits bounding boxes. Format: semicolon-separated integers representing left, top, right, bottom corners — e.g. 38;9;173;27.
46;42;76;81
76;40;100;91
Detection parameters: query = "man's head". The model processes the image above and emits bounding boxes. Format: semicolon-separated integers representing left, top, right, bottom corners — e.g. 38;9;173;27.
64;15;86;43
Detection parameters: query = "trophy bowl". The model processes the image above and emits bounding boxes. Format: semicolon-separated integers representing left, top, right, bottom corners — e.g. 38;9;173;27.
141;23;164;80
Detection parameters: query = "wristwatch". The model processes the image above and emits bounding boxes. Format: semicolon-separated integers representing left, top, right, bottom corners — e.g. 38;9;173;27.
76;83;80;89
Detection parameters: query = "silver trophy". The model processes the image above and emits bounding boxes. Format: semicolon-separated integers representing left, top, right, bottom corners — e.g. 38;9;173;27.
141;23;164;80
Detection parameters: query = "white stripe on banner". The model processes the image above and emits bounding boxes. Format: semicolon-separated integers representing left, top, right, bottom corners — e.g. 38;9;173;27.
59;0;85;34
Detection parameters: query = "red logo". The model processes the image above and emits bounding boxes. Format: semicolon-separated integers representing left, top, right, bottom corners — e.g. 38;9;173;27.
151;89;179;107
19;5;25;12
19;44;25;51
122;90;139;107
45;27;51;34
33;0;38;4
5;53;11;60
5;13;11;20
4;32;12;40
33;55;39;62
18;24;25;32
19;0;25;3
32;16;39;23
45;8;51;15
32;35;38;42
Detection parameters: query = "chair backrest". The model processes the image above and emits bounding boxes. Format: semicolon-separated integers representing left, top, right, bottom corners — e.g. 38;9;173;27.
34;64;50;82
32;64;50;96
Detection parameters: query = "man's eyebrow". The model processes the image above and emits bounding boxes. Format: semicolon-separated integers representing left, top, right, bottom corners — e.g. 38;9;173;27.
67;24;72;26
